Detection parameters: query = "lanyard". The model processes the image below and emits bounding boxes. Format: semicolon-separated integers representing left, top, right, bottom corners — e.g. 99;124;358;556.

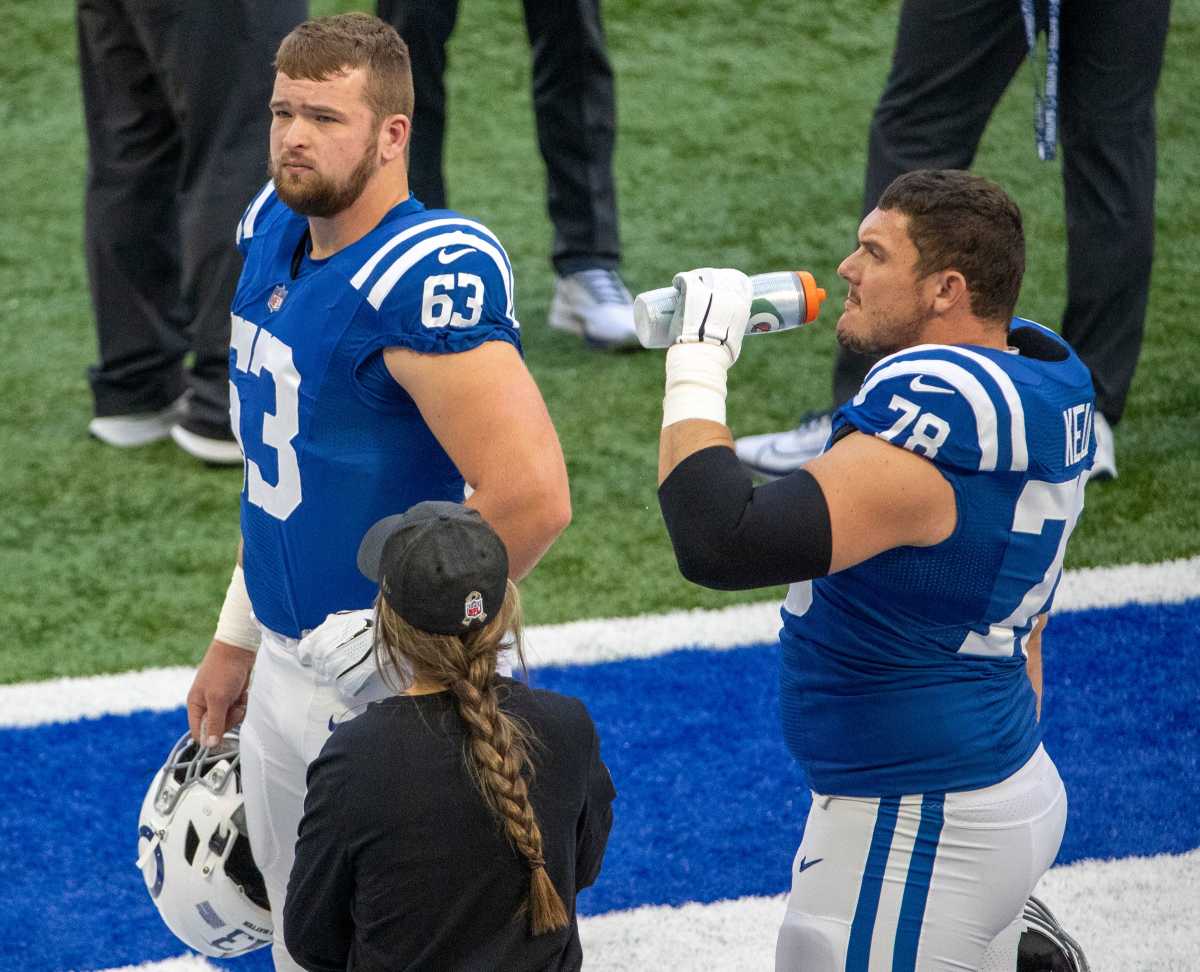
1021;0;1060;161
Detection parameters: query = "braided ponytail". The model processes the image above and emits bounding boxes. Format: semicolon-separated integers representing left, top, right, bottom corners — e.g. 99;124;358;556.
374;581;569;935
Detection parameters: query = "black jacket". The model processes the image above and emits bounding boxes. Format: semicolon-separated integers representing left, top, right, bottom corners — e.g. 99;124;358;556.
284;679;615;971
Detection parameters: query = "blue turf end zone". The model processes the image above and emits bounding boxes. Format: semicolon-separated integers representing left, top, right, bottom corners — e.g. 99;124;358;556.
2;599;1197;971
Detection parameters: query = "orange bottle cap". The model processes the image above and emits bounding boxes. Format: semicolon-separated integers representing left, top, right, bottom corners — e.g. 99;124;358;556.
796;270;827;323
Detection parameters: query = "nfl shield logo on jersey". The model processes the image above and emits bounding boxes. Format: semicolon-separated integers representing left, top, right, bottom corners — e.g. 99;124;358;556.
266;285;288;313
462;590;487;627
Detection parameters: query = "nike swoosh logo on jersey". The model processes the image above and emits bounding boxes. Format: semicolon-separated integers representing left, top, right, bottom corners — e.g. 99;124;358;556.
437;246;477;264
797;856;823;873
909;375;955;395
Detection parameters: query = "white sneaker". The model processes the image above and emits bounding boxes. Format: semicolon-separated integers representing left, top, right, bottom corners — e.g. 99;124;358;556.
170;423;244;466
548;269;641;350
734;411;833;478
88;396;186;448
1088;411;1117;481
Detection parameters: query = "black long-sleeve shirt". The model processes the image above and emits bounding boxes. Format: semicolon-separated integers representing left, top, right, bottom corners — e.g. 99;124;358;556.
284;679;615;972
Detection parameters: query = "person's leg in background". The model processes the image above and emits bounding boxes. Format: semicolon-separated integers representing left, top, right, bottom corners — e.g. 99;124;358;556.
79;0;190;446
1057;0;1170;480
379;0;636;349
737;0;1028;476
376;0;458;210
526;0;639;349
152;0;308;463
522;0;618;276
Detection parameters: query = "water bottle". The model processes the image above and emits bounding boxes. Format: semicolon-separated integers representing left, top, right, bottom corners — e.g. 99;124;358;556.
633;270;827;349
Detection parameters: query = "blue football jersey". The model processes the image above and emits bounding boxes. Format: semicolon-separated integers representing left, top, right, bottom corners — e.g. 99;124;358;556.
780;321;1096;796
230;184;521;638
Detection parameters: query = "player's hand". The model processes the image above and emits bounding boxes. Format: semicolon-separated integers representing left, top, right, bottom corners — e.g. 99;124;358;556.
670;268;753;366
187;639;256;748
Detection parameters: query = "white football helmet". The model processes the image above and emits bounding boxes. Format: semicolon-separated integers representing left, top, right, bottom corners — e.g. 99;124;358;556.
136;729;272;957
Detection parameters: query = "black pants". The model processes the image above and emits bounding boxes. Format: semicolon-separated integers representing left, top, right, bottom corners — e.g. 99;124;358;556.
78;0;305;430
378;0;620;275
832;0;1170;425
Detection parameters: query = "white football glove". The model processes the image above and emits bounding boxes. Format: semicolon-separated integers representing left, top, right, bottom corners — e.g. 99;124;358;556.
670;268;753;365
662;267;752;428
298;609;411;703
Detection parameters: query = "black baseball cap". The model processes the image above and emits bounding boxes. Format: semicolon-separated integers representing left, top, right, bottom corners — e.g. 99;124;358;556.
356;501;510;636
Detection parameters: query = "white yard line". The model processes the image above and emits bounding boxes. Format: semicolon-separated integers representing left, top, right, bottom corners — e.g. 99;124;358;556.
5;556;1198;730
93;849;1200;972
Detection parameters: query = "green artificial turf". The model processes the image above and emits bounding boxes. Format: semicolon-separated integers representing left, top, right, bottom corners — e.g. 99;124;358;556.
1;1;1196;682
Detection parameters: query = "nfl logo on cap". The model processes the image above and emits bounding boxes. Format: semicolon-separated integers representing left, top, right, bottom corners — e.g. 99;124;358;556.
462;591;486;627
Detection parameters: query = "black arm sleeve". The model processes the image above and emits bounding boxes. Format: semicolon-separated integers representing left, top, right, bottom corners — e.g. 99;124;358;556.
657;445;832;590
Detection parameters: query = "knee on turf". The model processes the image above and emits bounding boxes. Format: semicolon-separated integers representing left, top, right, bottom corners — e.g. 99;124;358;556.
775;912;845;972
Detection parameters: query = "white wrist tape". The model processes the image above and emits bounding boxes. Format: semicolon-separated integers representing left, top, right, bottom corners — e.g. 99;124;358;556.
662;343;731;428
214;565;261;652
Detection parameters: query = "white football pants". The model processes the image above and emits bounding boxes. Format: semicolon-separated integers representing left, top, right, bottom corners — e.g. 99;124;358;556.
776;745;1067;972
240;629;348;971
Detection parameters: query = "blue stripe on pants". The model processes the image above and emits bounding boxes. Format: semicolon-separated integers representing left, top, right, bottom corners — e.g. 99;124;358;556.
893;794;946;971
846;796;900;971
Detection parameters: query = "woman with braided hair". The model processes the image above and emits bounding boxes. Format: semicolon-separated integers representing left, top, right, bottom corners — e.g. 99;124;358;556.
284;501;615;972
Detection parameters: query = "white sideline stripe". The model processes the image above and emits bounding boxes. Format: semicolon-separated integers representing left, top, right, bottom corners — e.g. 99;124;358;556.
98;957;216;972
529;553;1200;666
3;556;1197;730
92;849;1200;972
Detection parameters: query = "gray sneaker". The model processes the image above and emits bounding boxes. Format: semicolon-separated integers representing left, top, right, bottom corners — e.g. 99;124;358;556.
88;395;187;448
734;410;833;478
1087;411;1117;481
548;269;641;350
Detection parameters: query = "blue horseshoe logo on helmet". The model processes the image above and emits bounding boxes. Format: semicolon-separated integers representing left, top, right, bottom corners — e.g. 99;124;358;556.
139;824;165;898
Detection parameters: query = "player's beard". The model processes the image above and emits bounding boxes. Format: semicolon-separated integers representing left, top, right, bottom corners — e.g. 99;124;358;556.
837;293;934;357
271;141;378;219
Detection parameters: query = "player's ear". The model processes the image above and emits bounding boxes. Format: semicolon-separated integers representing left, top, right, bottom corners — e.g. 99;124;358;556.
930;268;968;316
379;113;411;163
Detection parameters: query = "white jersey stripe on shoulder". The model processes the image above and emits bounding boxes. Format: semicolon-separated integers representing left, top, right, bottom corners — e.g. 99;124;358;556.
351;217;513;299
936;346;1028;471
238;182;276;244
365;230;514;319
853;357;1000;471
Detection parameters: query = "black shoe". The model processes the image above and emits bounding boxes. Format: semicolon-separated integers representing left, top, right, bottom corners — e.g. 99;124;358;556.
170;417;242;466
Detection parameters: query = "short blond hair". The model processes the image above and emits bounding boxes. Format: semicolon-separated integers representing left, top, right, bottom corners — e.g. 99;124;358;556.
275;13;414;123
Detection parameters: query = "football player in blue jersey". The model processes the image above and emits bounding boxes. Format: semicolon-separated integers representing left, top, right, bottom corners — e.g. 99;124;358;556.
655;170;1093;971
181;14;570;970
